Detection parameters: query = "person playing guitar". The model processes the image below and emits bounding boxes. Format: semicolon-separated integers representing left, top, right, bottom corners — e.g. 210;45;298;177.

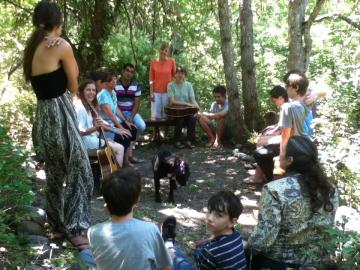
167;66;201;149
74;79;130;172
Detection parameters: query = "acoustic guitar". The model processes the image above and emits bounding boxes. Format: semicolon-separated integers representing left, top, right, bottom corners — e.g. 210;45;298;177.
88;104;120;179
165;104;199;118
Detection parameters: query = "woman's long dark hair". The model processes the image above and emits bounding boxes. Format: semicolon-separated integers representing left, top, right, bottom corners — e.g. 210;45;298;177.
23;1;63;81
286;136;334;213
77;79;98;115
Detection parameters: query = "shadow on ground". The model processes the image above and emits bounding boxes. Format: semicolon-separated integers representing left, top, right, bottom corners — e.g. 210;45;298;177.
91;140;261;254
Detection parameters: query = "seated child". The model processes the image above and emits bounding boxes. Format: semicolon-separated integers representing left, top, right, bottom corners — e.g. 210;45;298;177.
87;168;172;270
162;190;247;270
198;85;229;148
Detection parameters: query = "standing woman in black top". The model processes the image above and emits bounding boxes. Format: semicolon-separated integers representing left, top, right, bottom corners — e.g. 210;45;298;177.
23;1;93;248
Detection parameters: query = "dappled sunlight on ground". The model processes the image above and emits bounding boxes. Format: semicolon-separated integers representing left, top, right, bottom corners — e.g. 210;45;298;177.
158;207;206;228
87;142;261;249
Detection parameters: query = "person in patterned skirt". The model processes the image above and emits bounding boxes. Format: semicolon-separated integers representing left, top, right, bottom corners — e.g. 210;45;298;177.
23;1;93;249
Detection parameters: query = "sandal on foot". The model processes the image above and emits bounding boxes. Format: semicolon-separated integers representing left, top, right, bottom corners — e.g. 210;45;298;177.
67;235;90;251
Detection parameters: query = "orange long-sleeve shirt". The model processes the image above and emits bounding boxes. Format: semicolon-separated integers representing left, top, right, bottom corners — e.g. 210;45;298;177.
149;58;176;93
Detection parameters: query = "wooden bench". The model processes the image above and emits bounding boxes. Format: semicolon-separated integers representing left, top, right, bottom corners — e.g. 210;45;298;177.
145;118;176;143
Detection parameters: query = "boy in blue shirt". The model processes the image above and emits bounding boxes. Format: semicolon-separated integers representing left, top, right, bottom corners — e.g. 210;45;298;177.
162;190;247;270
88;168;172;270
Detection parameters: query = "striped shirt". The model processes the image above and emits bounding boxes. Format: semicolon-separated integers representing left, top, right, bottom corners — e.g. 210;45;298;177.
115;81;141;112
195;230;247;270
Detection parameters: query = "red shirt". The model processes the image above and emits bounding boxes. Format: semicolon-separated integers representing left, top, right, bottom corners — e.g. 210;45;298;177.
149;58;176;93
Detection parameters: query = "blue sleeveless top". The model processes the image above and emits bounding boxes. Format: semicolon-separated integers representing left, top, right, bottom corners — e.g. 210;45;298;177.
30;67;67;100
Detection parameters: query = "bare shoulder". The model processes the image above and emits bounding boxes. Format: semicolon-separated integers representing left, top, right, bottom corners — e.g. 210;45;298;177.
57;38;73;51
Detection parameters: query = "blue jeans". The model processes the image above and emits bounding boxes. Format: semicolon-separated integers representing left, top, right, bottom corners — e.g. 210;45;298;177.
173;246;195;270
78;249;97;269
123;111;146;136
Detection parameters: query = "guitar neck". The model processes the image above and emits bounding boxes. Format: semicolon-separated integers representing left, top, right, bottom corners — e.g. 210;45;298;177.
88;103;111;148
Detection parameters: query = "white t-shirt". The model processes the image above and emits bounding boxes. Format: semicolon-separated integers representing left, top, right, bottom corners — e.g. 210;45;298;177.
73;99;104;149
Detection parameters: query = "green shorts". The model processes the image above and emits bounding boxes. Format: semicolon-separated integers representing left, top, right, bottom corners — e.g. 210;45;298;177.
209;119;232;139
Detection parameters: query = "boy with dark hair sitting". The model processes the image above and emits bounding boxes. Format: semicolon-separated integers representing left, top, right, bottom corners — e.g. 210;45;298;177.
87;168;172;270
161;190;247;270
198;85;229;148
194;190;247;269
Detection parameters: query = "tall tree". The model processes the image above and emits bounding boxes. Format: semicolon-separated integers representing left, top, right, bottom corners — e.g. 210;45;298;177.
287;0;326;71
240;0;261;131
217;0;249;142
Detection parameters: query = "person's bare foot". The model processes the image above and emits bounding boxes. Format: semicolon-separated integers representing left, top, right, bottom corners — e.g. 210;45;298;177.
211;140;222;149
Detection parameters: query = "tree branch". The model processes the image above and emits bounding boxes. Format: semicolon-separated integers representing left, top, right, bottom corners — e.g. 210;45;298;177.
314;13;360;30
7;59;22;80
338;14;360;30
122;2;138;66
304;0;326;28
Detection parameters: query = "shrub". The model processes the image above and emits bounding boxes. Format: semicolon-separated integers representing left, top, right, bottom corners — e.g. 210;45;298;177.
0;125;34;267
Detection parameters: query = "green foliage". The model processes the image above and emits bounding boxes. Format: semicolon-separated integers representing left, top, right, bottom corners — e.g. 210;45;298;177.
309;10;360;209
0;91;36;146
0;125;34;267
322;225;360;269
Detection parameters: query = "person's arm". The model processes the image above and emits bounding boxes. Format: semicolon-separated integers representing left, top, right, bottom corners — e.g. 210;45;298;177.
202;101;228;120
248;186;282;252
279;127;291;169
149;61;155;101
130;97;140;120
58;40;79;94
76;106;98;136
102;104;123;129
202;110;227;120
303;87;327;105
169;95;193;107
188;83;201;110
195;245;217;269
130;84;141;120
171;58;176;77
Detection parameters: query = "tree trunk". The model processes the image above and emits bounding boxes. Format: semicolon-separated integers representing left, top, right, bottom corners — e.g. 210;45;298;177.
240;0;261;131
287;0;326;72
287;0;307;71
217;0;249;143
89;0;109;71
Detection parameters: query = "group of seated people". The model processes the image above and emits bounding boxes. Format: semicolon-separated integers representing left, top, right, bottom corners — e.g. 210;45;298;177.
72;63;337;269
165;66;230;149
74;62;230;160
79;135;338;270
245;69;326;184
73;64;144;168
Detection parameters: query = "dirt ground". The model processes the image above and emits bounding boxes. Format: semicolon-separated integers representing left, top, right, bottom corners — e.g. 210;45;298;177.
90;139;261;255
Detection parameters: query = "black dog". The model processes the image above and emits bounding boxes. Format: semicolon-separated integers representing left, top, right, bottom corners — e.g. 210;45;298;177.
152;149;190;203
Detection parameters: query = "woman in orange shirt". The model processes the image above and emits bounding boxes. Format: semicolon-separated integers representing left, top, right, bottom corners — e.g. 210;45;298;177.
149;43;176;119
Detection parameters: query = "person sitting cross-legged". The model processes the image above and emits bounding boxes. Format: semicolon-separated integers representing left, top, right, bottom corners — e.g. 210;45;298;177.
198;85;229;148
